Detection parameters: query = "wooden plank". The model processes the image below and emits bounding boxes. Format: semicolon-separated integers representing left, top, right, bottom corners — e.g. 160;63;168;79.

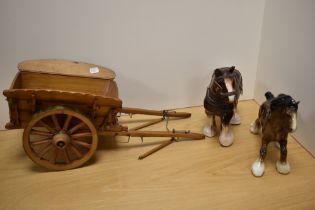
3;89;122;108
9;72;21;89
18;59;116;80
19;72;119;98
17;100;33;111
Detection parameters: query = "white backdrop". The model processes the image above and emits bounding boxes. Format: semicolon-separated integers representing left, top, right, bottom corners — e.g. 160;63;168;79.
255;0;315;155
0;0;265;129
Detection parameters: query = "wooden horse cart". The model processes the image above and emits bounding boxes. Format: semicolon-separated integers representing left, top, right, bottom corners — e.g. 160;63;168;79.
3;59;204;170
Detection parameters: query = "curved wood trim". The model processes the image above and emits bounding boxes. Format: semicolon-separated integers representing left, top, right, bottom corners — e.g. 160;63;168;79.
3;89;122;108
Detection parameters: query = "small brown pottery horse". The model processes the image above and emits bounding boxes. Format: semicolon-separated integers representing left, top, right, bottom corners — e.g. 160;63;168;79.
203;66;243;146
250;92;299;177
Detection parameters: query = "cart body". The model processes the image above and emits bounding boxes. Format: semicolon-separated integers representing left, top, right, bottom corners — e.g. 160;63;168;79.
3;59;204;170
4;59;121;130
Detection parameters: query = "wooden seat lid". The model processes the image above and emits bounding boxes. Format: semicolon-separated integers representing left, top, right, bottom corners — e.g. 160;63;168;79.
18;59;116;80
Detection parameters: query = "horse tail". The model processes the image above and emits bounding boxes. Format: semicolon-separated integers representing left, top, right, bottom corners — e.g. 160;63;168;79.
265;91;274;100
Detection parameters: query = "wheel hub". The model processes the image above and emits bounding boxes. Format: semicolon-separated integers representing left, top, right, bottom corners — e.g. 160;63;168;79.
52;132;70;149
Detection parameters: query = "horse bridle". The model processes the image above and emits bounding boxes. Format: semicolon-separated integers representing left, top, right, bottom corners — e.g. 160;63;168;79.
210;76;239;98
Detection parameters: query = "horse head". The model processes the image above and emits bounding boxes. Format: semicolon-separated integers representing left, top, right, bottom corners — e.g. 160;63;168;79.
266;91;300;132
210;66;242;104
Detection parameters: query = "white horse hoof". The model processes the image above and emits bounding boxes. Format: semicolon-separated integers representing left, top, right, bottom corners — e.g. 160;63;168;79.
276;160;290;174
203;125;216;138
251;159;265;177
250;122;259;134
230;112;241;125
219;130;234;146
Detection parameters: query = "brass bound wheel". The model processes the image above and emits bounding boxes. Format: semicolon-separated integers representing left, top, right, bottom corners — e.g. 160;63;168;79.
23;108;98;170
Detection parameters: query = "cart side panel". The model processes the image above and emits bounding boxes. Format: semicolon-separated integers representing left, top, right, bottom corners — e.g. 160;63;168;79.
9;72;22;89
4;73;22;128
18;72;119;98
3;89;122;129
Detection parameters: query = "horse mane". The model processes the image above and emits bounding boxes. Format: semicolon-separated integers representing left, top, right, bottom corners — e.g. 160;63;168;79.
212;66;243;94
264;91;299;112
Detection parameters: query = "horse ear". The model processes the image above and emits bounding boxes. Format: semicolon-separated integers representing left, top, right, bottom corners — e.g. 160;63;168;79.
229;66;235;73
214;69;223;77
265;91;274;100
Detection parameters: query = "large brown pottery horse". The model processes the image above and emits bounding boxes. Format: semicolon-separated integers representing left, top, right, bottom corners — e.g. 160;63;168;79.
203;66;243;146
250;92;299;177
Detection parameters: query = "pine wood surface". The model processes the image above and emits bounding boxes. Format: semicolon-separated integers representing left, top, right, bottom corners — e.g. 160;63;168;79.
0;100;314;210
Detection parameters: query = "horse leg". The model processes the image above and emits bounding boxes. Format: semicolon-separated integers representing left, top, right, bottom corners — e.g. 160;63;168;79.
251;137;268;177
250;118;261;134
203;115;216;137
219;112;234;147
276;140;290;174
230;107;241;125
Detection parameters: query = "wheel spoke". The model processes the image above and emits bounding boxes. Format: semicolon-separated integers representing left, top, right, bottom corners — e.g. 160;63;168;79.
68;122;86;135
63;115;72;131
69;144;83;159
31;138;51;146
71;132;92;138
62;148;70;164
31;136;52;142
50;148;58;164
72;140;91;149
38;143;53;158
38;120;55;133
51;114;61;130
31;129;53;137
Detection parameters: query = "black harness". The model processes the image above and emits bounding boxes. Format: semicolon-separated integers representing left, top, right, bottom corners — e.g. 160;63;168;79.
204;71;242;116
204;87;234;114
212;76;238;97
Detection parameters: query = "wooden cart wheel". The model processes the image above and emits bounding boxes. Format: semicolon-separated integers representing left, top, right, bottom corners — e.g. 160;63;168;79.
23;108;98;170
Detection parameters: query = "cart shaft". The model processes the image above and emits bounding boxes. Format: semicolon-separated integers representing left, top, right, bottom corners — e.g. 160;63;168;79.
98;130;204;140
118;107;191;118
